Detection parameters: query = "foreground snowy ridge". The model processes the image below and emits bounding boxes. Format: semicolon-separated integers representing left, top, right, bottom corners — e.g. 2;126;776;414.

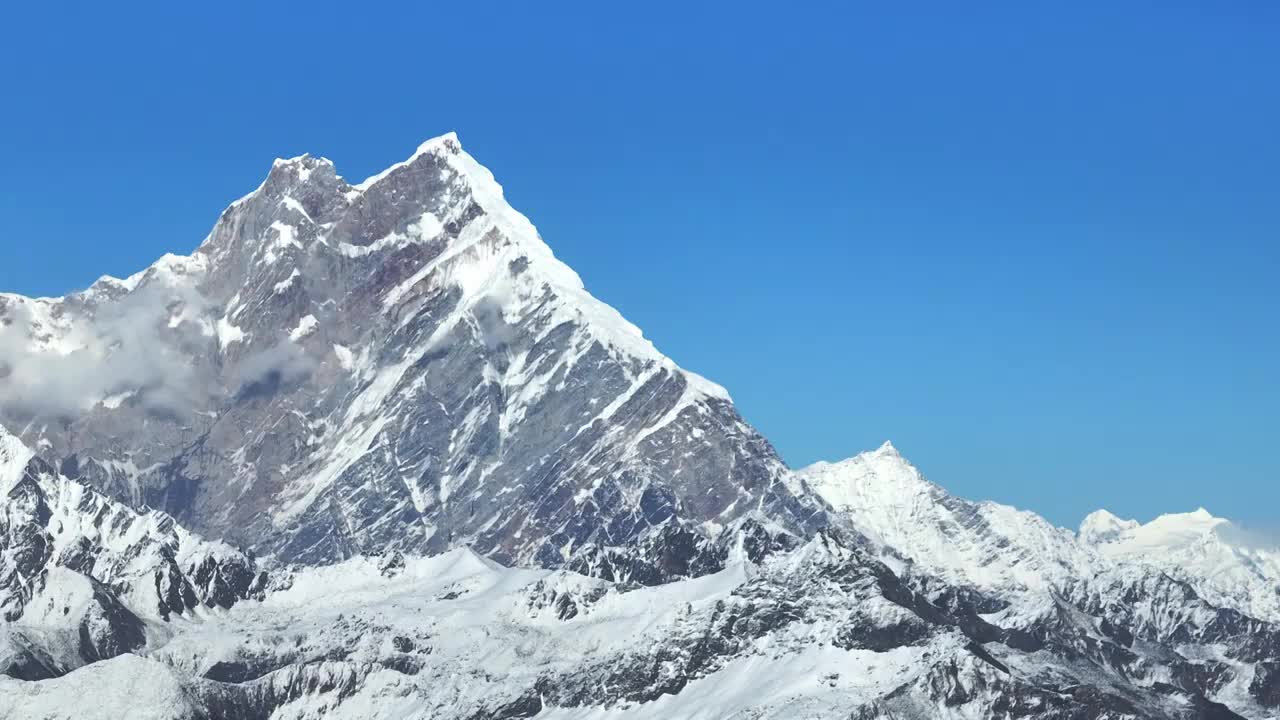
1;136;1278;719
5;497;1274;719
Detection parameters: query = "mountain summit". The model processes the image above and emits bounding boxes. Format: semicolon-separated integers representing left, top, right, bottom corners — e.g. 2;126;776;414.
1;138;1278;719
0;134;824;573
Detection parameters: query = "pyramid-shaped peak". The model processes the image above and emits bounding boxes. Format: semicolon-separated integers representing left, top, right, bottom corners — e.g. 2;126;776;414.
874;440;901;457
1079;509;1139;545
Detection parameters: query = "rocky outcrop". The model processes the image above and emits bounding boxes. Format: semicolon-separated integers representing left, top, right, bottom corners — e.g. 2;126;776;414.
0;427;264;677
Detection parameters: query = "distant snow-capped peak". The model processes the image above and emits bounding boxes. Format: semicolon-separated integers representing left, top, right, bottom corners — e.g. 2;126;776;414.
1081;507;1225;550
804;438;1280;630
796;441;1099;596
1081;505;1280;622
1077;508;1141;545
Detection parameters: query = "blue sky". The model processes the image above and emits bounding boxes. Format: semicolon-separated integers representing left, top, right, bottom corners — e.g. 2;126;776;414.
1;2;1276;528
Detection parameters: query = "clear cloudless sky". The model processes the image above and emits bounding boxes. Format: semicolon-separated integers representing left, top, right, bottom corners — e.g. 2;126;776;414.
1;1;1277;529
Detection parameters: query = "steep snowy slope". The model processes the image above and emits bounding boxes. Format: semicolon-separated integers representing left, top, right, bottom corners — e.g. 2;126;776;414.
0;134;825;573
0;429;33;492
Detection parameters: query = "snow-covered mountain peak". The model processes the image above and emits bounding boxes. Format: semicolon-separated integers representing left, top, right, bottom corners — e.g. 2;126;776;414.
1082;506;1280;623
874;439;902;457
6;136;1280;718
270;152;334;170
1078;508;1140;544
796;441;931;516
1088;507;1229;551
353;131;461;191
798;444;1099;596
1;133;806;570
363;133;734;402
254;153;342;196
1188;506;1218;520
1082;505;1269;563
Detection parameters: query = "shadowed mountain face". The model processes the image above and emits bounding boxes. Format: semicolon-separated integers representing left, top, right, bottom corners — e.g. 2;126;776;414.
1;137;1278;719
0;135;826;570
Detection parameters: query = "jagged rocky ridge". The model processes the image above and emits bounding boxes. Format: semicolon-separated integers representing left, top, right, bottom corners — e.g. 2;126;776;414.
0;133;823;574
0;426;265;681
1;136;1277;719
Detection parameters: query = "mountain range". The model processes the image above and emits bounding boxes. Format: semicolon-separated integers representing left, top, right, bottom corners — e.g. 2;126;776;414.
0;135;1276;719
